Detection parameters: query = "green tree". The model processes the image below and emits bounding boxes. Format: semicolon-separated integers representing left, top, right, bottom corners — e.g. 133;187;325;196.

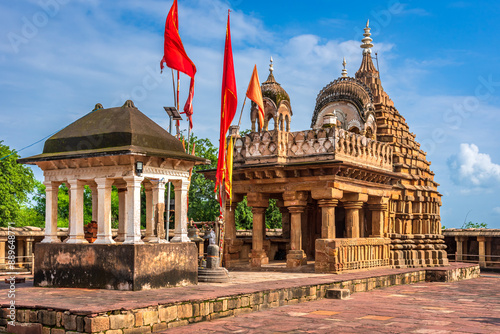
235;196;253;230
265;199;282;229
186;135;219;221
0;141;36;226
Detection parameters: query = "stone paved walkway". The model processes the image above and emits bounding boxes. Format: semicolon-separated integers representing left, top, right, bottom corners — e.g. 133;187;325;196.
161;273;500;334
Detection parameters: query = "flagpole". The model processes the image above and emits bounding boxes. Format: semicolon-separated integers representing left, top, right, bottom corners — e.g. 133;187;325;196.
236;96;247;130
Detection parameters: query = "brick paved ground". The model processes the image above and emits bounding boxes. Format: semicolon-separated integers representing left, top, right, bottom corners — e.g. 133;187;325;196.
162;273;500;334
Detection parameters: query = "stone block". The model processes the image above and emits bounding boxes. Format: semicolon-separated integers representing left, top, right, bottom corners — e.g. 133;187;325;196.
177;304;193;319
212;300;224;313
159;306;177;322
153;323;168;332
199;302;210;317
142;310;158;326
134;311;143;326
51;328;65;334
326;288;350;299
62;314;77;331
106;330;123;334
123;326;151;334
38;310;56;326
34;243;198;290
233;308;252;316
168;320;189;328
84;316;109;332
240;296;250;307
76;317;84;332
42;327;50;334
7;322;42;334
28;310;38;323
109;313;134;329
55;312;62;327
227;298;240;310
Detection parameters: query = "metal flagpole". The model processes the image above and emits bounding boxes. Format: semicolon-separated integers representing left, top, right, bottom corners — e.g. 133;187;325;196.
236;96;247;129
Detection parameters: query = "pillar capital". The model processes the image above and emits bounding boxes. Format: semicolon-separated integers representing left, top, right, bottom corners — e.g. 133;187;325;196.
247;193;269;207
311;188;343;201
95;177;114;189
343;201;364;210
318;199;339;208
251;207;267;215
283;191;308;207
288;206;306;214
343;193;368;203
368;203;388;211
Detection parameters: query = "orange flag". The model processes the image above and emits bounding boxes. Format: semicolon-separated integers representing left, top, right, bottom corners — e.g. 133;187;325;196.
246;65;265;130
215;10;238;206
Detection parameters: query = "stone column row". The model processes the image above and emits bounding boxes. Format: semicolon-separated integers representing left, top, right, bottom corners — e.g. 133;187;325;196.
41;176;191;245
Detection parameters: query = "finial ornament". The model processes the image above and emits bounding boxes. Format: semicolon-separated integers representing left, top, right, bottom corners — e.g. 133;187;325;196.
269;56;274;74
361;20;374;54
341;57;348;77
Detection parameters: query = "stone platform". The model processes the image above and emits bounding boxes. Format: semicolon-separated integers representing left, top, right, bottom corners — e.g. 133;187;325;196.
34;243;198;291
0;263;479;333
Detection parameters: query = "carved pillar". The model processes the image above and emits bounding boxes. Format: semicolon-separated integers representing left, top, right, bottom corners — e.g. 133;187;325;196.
284;191;308;268
115;187;127;242
17;238;24;268
152;180;166;242
344;202;363;238
279;205;290;239
317;199;338;239
368;197;389;238
250;207;268;267
42;181;61;243
171;178;190;242
123;176;144;244
477;236;487;267
0;238;6;269
143;183;155;242
455;236;467;261
66;179;87;244
89;185;98;223
94;178;115;244
225;202;238;241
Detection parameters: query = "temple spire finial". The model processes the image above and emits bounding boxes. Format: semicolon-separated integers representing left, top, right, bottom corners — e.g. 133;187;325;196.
269;56;274;74
361;20;374;54
341;57;348;77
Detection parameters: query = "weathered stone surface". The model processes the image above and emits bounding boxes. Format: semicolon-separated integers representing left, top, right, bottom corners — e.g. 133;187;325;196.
84;316;109;333
159;306;177;323
38;310;56;326
109;313;134;329
34;243;198;290
123;325;151;334
326;288;350;299
62;313;77;331
142;310;158;326
7;322;42;334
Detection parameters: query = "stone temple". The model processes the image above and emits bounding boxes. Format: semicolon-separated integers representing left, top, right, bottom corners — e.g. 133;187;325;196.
208;22;448;272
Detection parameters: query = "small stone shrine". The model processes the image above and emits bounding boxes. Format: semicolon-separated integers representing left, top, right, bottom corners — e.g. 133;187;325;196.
19;100;209;290
205;22;448;272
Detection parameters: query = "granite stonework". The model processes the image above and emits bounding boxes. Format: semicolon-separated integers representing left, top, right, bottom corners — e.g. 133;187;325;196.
34;243;198;290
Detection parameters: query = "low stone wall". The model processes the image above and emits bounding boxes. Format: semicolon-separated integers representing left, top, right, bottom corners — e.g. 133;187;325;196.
1;264;479;334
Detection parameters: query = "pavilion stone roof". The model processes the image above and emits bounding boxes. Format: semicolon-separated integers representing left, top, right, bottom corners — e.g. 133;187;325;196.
19;100;208;165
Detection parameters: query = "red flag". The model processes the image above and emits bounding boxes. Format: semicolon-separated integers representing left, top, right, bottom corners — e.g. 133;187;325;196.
160;0;197;128
215;10;238;202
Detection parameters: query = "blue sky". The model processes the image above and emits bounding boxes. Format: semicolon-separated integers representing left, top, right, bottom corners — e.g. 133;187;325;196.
1;0;499;228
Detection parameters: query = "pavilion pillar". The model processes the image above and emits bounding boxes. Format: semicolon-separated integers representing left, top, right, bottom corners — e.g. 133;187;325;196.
344;202;363;238
225;201;237;241
250;207;268;267
152;180;166;242
247;193;269;267
115;187;127;242
317;199;338;239
143;183;156;242
94;178;115;244
0;238;6;269
89;185;98;223
171;178;190;242
368;197;389;238
123;176;144;244
477;236;487;267
279;204;290;239
41;181;61;243
284;191;308;268
66;179;87;244
455;236;467;261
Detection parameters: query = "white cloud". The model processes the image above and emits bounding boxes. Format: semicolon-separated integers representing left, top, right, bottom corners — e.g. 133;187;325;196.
493;207;500;215
448;143;500;187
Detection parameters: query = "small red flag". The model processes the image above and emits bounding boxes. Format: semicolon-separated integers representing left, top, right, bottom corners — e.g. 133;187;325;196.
160;0;197;128
246;65;265;130
215;10;238;203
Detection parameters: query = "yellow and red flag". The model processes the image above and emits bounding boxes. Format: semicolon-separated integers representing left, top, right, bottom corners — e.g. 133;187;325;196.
246;65;265;130
225;136;234;204
160;0;197;129
215;10;237;205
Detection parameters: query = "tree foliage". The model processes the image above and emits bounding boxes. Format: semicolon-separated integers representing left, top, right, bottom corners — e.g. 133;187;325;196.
0;141;36;226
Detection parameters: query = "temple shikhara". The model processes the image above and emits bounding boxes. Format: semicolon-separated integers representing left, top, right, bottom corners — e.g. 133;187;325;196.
212;21;448;272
